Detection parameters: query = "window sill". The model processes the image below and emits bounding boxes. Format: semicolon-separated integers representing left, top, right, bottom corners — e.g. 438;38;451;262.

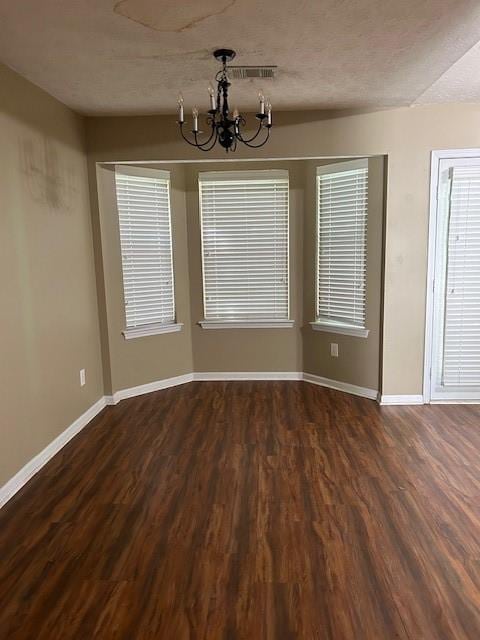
310;321;369;338
198;319;295;329
123;322;183;340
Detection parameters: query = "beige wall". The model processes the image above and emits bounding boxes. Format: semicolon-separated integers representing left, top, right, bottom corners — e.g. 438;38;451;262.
185;161;304;373
303;157;385;391
94;163;193;394
86;104;480;394
91;156;384;385
0;64;103;486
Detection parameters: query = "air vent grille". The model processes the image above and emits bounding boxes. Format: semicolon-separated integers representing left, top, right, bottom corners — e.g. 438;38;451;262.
228;66;277;79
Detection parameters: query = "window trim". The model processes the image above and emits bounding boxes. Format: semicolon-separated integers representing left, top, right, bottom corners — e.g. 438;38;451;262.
423;148;480;404
123;322;184;340
314;158;369;337
310;321;369;338
198;169;291;324
199;320;295;330
115;165;178;338
427;155;480;400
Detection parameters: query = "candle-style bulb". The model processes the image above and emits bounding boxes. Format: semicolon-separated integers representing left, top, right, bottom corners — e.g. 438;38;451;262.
208;84;216;110
233;107;240;133
192;107;199;132
258;91;265;115
266;100;272;126
177;93;184;123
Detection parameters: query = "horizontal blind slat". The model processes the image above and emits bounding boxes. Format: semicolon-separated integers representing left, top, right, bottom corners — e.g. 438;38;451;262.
115;169;175;328
199;173;289;320
316;164;368;328
441;166;480;387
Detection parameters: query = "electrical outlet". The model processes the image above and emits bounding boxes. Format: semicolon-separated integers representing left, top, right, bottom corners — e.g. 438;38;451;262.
80;369;86;386
330;343;339;358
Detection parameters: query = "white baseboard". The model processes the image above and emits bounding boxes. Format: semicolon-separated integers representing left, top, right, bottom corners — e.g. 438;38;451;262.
106;373;194;405
303;373;378;400
379;395;425;405
0;396;107;509
193;371;303;382
110;372;370;396
429;399;480;405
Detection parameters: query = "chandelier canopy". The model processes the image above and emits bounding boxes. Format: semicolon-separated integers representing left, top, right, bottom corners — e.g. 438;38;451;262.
177;49;272;153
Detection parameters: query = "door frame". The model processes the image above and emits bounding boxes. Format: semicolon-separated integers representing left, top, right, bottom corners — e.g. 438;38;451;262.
423;148;480;404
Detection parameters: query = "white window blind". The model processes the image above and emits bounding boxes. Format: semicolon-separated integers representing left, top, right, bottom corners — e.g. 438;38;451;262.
199;170;289;321
441;166;480;387
114;166;175;329
316;160;368;328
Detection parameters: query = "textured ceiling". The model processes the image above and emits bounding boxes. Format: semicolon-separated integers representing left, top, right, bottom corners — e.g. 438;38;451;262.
415;40;480;104
1;0;480;115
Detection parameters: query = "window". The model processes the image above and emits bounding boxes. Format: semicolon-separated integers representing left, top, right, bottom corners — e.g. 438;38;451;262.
312;159;369;338
114;166;181;339
198;170;292;328
442;166;480;387
429;158;480;401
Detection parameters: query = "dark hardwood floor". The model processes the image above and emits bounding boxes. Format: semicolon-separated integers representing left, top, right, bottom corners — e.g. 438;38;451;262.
1;381;480;639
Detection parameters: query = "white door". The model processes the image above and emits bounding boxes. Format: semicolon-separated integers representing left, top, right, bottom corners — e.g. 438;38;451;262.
429;156;480;402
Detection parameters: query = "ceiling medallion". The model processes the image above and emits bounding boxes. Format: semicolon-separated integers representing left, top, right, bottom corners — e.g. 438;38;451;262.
177;48;272;152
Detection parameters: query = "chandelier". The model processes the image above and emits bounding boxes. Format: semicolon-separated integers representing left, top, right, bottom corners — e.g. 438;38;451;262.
177;49;272;152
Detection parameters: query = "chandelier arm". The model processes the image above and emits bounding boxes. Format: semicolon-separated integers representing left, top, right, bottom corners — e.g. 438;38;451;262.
180;121;216;149
236;119;265;144
179;124;205;148
193;127;219;152
195;116;218;147
193;130;214;149
238;126;271;149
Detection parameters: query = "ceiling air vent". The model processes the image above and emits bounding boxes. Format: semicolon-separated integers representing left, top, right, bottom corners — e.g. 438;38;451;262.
228;66;277;79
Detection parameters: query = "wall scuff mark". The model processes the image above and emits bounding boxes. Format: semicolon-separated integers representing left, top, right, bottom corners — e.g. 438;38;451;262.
19;137;77;213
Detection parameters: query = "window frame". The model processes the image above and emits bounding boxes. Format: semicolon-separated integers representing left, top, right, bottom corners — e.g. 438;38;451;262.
429;157;480;400
114;165;182;340
311;158;370;339
424;149;480;403
198;169;293;329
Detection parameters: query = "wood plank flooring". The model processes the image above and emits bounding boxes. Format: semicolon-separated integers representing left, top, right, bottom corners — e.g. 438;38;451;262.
1;381;480;639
